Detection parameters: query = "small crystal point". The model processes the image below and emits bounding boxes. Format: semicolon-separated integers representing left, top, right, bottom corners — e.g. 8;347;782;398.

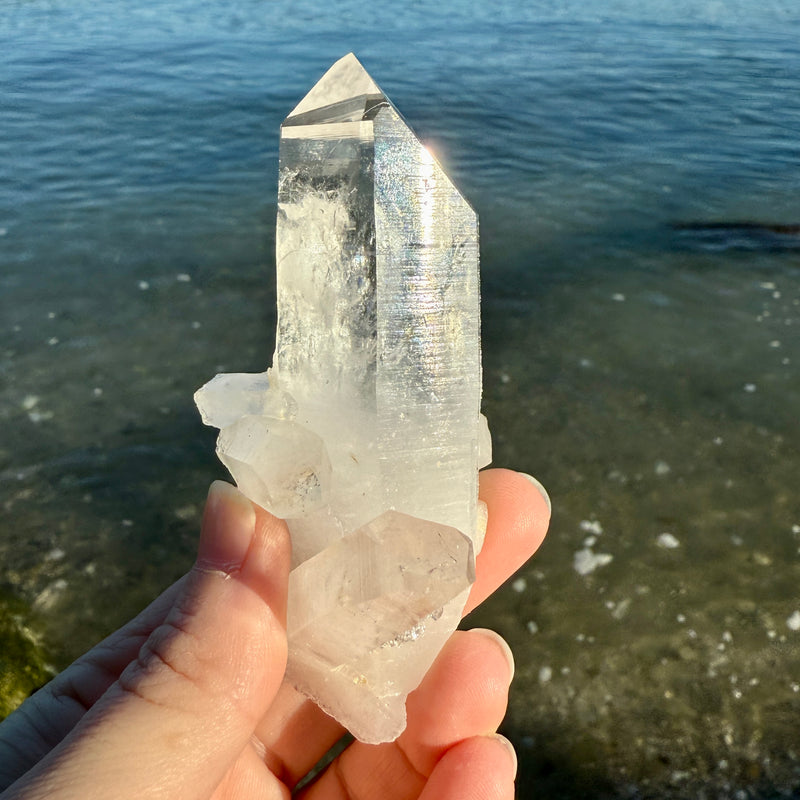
285;53;383;123
216;416;331;519
287;510;474;743
196;55;490;743
194;371;295;429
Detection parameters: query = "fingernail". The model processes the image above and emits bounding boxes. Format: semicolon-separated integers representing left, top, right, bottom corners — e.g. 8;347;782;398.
471;628;515;682
490;733;518;777
518;472;551;514
197;481;256;574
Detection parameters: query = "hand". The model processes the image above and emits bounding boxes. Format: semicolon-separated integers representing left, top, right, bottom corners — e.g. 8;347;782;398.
0;469;550;800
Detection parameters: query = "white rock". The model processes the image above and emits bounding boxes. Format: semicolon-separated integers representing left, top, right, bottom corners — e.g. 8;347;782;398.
579;519;603;535
573;548;614;575
611;598;631;620
657;532;681;549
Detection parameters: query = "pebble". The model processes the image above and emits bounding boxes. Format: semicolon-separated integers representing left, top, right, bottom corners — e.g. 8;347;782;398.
611;598;631;620
579;519;603;535
539;665;553;684
138;280;150;290
511;577;527;593
526;620;539;634
33;579;68;611
654;460;671;476
743;383;757;393
786;611;800;631
657;532;681;549
573;548;614;576
176;273;191;282
174;505;197;521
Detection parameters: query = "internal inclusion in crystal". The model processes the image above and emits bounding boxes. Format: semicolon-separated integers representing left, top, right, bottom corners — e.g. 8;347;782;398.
195;53;490;744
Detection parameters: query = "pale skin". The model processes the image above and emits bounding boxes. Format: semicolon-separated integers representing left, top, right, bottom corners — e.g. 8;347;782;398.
0;468;550;800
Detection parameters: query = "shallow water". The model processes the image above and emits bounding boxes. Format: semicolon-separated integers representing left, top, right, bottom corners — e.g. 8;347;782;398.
2;1;800;796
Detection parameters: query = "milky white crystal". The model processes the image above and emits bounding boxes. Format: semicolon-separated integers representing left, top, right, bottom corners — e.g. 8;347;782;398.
195;53;490;743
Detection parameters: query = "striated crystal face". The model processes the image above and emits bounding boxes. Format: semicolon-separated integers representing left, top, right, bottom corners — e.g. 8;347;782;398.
195;53;490;743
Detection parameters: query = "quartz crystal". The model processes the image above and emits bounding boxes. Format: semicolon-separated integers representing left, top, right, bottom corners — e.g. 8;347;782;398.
195;53;490;743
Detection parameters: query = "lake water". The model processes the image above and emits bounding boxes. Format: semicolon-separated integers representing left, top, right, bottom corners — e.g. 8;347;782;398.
2;0;800;796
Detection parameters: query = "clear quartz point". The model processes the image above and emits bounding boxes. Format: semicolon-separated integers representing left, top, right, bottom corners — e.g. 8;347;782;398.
194;52;491;743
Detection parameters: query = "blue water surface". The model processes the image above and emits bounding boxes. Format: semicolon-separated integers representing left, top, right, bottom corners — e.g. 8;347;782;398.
3;0;799;293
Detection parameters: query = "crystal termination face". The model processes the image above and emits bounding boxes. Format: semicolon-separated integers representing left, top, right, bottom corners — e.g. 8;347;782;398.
195;53;491;744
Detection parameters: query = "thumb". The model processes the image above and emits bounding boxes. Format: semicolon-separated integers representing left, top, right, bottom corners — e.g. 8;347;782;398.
10;481;291;800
